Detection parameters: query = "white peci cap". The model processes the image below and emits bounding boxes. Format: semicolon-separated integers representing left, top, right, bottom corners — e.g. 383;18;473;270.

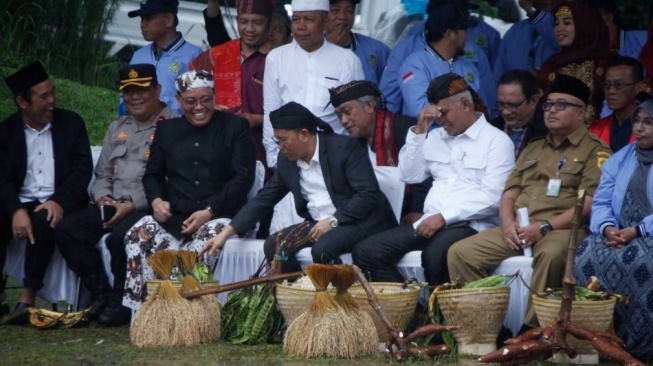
291;0;329;12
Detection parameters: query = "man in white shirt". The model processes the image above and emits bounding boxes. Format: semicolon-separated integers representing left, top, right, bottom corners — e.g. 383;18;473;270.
0;61;93;322
262;0;364;168
352;73;515;285
200;102;397;273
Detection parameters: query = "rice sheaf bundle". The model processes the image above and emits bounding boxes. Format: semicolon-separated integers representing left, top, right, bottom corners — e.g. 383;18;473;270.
178;250;222;343
332;265;377;356
283;264;355;358
130;250;201;347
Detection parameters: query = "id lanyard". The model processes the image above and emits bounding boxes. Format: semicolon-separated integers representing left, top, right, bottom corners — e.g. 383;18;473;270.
546;156;566;197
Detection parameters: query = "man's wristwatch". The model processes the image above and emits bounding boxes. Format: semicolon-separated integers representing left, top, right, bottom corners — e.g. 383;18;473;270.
205;205;215;218
329;216;339;228
540;221;553;236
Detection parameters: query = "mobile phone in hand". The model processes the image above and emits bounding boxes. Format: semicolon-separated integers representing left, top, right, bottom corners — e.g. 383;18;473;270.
100;205;117;223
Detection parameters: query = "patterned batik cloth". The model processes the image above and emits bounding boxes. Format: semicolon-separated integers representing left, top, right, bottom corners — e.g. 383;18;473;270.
575;189;653;361
122;215;233;310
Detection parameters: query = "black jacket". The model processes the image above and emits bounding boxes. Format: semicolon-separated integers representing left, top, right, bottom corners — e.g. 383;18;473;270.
0;108;92;217
230;133;398;234
143;111;256;237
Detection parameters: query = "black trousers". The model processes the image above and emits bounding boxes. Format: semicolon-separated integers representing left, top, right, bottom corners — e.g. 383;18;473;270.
263;221;369;274
352;223;477;285
0;208;10;293
55;205;146;291
0;201;62;290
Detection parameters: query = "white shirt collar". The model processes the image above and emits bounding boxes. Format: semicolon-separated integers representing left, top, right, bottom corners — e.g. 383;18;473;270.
458;112;486;141
293;38;327;55
23;121;52;134
297;134;320;169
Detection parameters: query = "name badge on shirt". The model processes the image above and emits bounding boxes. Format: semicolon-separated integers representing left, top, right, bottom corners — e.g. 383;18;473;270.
545;156;567;198
546;178;562;197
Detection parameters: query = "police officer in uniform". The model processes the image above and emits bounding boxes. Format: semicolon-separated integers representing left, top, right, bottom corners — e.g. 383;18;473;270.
55;64;177;326
448;74;612;334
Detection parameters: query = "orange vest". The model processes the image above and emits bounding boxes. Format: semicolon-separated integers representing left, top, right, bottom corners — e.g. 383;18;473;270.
589;115;635;150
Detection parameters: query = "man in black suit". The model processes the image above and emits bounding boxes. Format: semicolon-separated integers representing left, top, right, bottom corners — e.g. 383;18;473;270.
0;61;93;321
199;102;398;272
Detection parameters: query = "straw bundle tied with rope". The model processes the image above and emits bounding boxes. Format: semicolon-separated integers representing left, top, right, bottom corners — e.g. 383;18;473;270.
178;250;222;343
284;264;359;358
332;265;377;356
130;250;201;347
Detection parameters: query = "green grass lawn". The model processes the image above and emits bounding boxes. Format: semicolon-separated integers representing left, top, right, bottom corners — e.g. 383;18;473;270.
1;68;118;146
0;278;632;366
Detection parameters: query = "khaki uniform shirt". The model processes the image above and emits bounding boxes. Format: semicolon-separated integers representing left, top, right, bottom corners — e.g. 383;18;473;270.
504;125;611;221
91;105;178;210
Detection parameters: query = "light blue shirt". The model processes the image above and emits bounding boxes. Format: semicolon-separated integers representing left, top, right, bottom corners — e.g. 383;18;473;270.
122;32;202;115
381;21;497;117
467;17;501;69
398;46;487;118
353;33;391;86
493;12;559;83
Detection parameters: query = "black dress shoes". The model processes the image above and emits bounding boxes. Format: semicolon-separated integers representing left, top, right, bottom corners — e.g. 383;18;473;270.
97;292;131;327
83;272;112;320
0;275;8;316
0;303;9;317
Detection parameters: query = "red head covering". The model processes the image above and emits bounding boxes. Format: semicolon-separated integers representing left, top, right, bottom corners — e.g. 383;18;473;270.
542;3;611;70
537;2;613;122
236;0;275;17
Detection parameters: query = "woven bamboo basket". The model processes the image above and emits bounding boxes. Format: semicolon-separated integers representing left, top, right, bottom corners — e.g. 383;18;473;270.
276;282;420;342
275;284;336;325
349;282;421;342
436;286;511;356
146;279;220;298
532;295;616;355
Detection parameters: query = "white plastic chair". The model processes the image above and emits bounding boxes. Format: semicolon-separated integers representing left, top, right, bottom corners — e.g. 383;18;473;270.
212;238;267;304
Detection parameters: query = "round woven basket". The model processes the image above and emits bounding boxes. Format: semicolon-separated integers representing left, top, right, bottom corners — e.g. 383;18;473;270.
275;284;336;326
276;282;420;342
146;279;220;298
436;286;511;355
349;282;421;342
532;295;616;354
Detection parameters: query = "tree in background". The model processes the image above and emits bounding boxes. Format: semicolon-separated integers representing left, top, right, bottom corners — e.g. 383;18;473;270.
618;0;650;31
0;0;122;88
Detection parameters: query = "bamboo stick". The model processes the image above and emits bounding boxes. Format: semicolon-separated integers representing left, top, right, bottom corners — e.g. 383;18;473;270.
181;271;303;299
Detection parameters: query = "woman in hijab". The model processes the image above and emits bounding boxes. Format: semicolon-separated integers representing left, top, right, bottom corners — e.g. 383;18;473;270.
537;2;613;124
574;95;653;362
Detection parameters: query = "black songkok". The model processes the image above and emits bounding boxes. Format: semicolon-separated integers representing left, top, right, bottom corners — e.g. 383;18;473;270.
329;80;382;108
5;61;49;97
549;74;590;105
270;102;334;133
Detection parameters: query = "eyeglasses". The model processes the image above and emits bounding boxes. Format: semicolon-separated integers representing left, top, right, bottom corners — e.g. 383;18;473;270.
542;100;585;111
601;81;638;90
633;116;653;128
182;95;214;107
272;132;298;150
496;98;528;112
